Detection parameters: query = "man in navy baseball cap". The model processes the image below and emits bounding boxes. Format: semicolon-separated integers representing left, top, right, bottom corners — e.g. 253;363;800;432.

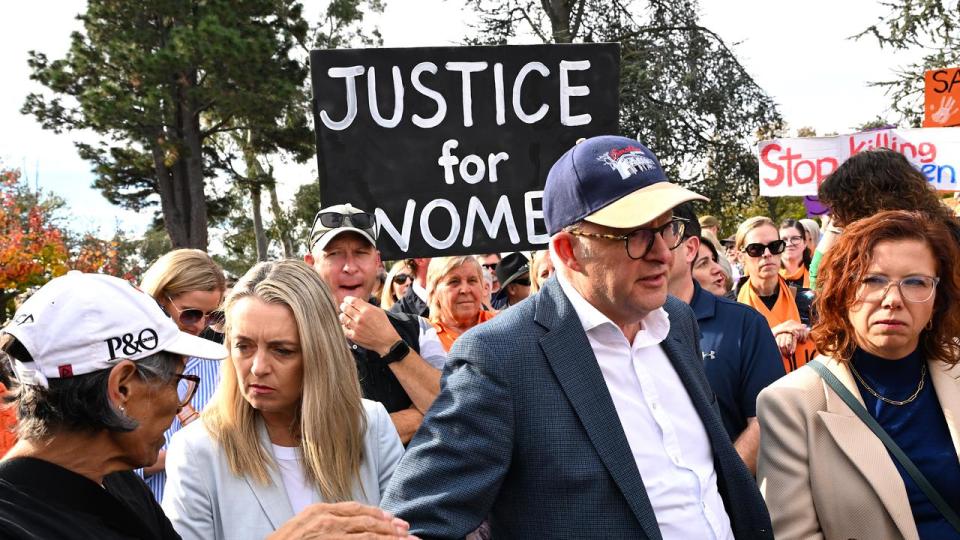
382;135;773;539
544;135;706;234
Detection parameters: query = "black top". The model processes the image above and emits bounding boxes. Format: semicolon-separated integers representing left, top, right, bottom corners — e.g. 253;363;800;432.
0;457;179;540
351;310;421;413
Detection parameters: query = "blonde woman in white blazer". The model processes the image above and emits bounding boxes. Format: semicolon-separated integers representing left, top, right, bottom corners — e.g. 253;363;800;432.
162;260;406;540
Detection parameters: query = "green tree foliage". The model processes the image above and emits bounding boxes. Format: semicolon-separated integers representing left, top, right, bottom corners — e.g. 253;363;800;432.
466;0;783;218
22;0;312;249
855;1;959;126
212;0;383;262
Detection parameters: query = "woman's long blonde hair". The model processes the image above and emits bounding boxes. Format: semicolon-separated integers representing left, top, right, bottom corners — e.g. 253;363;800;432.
203;260;366;502
140;249;226;300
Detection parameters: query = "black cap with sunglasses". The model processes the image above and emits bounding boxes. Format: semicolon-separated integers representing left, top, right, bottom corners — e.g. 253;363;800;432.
310;203;378;251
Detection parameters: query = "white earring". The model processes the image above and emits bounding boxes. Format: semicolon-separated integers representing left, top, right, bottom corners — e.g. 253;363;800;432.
119;405;126;416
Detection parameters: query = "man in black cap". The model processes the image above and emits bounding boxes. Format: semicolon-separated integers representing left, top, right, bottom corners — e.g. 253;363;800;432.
383;136;772;539
490;252;530;310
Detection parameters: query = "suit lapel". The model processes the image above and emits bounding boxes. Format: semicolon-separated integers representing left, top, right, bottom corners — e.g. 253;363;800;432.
536;280;662;540
243;422;295;530
817;357;916;539
930;361;960;459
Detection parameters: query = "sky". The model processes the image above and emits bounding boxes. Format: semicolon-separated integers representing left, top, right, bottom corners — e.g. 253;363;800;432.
0;0;925;238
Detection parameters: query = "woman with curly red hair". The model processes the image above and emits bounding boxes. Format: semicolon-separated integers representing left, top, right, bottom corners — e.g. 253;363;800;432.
757;210;960;539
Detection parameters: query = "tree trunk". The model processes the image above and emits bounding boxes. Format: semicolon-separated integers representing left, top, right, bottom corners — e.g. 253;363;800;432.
268;182;294;258
181;69;208;249
250;184;268;261
541;0;580;43
151;137;190;248
241;131;270;261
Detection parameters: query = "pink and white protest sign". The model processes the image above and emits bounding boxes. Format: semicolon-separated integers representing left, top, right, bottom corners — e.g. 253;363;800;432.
758;127;960;196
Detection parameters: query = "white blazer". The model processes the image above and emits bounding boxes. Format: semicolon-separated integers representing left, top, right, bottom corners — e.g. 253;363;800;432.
162;399;403;540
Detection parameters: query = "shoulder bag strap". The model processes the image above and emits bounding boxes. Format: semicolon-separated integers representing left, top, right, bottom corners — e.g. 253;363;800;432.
807;359;960;533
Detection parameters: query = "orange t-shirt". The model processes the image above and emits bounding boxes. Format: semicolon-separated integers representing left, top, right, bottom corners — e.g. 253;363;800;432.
431;310;497;352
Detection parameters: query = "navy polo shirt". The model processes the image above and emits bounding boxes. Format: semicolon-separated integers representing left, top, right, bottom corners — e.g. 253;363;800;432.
690;281;786;440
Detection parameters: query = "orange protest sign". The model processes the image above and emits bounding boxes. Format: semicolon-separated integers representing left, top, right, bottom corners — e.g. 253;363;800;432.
924;67;960;127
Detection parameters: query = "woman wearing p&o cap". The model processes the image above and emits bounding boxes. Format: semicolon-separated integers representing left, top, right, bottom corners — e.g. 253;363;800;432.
0;271;226;540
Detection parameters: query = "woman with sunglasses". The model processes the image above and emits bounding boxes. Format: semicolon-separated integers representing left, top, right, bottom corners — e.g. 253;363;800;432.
757;211;960;539
779;219;812;289
380;261;414;311
735;217;815;373
138;249;227;502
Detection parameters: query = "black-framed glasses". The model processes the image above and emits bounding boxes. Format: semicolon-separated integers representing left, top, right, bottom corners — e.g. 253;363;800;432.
743;240;787;258
312;210;375;231
173;373;201;408
568;217;687;260
393;273;411;285
858;274;940;303
166;296;223;328
513;277;531;287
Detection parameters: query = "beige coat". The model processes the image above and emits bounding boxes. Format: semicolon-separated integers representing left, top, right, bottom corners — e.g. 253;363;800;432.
757;355;960;540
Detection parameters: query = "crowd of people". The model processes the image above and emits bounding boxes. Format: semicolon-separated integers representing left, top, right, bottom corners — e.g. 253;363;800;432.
0;136;958;539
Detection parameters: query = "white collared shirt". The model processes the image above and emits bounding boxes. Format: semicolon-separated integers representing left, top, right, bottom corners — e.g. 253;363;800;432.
557;274;734;540
412;281;428;303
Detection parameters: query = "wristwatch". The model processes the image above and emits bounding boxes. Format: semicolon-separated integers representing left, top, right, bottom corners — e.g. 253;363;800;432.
376;340;410;365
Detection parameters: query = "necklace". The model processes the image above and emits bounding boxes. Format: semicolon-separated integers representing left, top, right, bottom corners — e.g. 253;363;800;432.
848;360;926;406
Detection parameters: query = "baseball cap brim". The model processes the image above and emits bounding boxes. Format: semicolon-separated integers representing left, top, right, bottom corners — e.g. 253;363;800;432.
164;331;228;361
312;227;377;252
584;182;708;230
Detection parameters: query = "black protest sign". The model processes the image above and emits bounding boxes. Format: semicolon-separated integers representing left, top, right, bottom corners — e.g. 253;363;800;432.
311;43;620;258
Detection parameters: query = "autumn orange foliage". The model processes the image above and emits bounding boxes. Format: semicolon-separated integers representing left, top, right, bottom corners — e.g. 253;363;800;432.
0;167;139;320
0;169;69;294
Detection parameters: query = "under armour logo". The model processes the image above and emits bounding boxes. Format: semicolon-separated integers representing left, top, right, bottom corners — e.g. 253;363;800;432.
702;350;716;361
104;328;159;359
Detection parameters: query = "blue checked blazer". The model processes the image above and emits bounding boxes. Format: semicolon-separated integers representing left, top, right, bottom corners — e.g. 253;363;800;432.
381;277;772;539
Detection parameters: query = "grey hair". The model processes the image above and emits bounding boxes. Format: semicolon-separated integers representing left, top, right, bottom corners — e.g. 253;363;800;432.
5;343;181;441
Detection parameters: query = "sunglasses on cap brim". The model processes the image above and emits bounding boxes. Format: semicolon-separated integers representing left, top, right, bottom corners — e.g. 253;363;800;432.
312;210;375;231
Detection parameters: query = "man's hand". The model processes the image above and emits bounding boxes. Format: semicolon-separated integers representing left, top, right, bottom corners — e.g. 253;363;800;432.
340;296;403;357
267;502;417;539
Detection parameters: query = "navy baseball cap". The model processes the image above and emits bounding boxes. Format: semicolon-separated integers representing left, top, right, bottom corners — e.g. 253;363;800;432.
543;135;707;235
